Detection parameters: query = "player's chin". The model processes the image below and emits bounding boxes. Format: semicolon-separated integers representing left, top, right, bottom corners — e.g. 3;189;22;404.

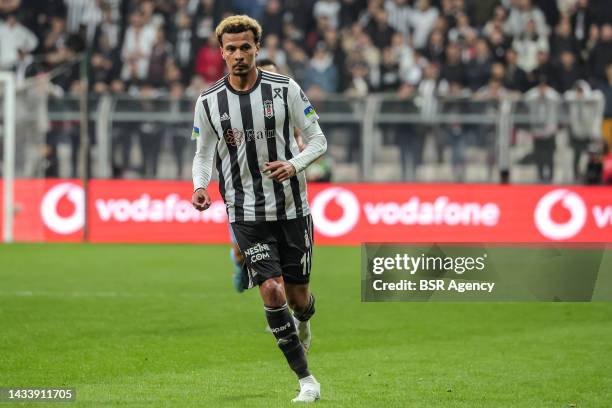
232;66;249;75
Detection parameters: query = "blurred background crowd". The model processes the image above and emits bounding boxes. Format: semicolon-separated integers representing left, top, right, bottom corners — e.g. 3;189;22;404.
1;0;612;183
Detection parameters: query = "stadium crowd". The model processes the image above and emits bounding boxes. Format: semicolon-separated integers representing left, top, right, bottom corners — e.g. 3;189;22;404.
1;0;612;183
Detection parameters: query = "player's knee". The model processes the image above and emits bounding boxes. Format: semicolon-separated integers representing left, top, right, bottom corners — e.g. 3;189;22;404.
288;295;307;313
261;279;286;307
293;293;315;322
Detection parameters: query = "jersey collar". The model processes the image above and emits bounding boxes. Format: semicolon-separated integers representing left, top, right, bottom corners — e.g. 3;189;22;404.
224;69;262;96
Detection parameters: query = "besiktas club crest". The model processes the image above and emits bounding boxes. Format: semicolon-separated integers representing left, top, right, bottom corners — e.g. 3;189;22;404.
264;100;274;119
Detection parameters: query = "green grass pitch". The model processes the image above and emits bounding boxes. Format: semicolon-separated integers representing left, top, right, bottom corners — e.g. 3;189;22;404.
1;244;611;407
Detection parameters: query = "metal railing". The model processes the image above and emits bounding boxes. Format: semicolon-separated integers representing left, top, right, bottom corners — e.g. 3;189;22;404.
24;92;604;183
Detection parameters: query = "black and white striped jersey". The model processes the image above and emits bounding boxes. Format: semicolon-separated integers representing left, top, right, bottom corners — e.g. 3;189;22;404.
192;69;327;223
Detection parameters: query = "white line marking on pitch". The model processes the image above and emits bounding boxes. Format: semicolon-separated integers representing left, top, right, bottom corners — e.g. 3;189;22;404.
0;290;207;299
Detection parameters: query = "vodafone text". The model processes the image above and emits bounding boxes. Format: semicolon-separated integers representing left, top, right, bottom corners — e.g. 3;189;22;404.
95;194;227;223
364;197;500;226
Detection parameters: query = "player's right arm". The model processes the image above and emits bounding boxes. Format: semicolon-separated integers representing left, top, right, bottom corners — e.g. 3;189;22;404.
191;96;217;211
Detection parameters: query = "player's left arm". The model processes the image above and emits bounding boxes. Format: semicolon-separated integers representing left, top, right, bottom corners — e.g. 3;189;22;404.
265;80;327;182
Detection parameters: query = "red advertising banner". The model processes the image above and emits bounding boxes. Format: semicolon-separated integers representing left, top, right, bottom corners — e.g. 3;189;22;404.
1;179;611;244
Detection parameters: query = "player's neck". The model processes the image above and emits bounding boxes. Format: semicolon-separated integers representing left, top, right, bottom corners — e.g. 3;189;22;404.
228;68;259;92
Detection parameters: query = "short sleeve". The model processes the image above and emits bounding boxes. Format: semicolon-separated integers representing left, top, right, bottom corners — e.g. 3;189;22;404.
288;79;319;132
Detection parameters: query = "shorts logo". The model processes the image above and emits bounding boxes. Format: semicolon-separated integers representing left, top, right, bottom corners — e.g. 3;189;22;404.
304;105;316;119
304;229;310;248
264;100;274;119
224;128;244;147
244;242;271;263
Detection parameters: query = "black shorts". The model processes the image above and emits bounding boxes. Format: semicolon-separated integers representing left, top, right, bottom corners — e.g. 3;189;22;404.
230;215;314;287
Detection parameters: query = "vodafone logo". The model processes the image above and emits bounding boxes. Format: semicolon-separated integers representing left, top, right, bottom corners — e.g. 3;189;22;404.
534;189;587;240
41;182;85;235
311;187;360;237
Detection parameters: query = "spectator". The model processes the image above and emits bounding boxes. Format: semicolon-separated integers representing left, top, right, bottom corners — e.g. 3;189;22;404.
91;32;120;93
503;49;529;91
531;49;557;88
490;62;505;84
322;28;349;90
232;0;267;21
439;42;466;87
391;32;421;85
193;0;227;42
120;11;157;82
589;23;612;81
313;0;341;29
284;0;317;37
167;82;190;179
194;35;224;85
353;31;381;89
0;13;38;68
570;0;593;45
473;78;508;179
422;29;446;65
512;19;549;73
304;42;339;93
64;0;102;45
409;0;439;50
524;79;561;183
505;0;549;38
564;80;605;180
170;12;195;81
147;29;173;88
41;15;68;55
284;38;309;84
366;8;395;49
0;0;21;17
379;46;400;91
345;61;371;97
137;84;164;178
483;5;508;37
550;16;581;61
339;0;365;28
260;0;284;40
556;50;583;93
487;29;510;64
440;81;469;181
473;0;500;27
466;38;492;91
448;12;476;44
385;0;411;39
140;0;164;31
581;23;599;69
172;0;191;19
258;34;288;72
94;3;120;50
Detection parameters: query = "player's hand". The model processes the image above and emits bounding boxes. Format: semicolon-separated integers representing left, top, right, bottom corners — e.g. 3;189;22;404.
192;188;211;211
264;161;296;182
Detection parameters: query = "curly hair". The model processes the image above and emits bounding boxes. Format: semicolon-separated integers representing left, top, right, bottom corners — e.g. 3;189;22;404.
215;15;262;45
